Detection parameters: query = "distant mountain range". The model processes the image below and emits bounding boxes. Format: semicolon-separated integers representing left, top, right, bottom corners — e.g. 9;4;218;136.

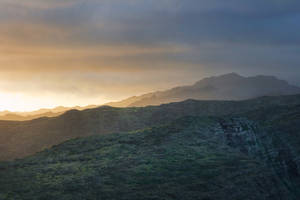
107;73;300;107
0;105;97;121
0;112;62;121
1;73;299;121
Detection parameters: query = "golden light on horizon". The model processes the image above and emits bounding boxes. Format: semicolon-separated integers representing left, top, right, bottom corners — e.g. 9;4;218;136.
0;92;109;112
0;0;299;113
0;92;34;112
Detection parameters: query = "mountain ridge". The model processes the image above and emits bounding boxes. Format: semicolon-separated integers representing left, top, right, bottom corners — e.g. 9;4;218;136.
1;94;300;161
107;73;300;107
1;73;299;121
0;105;98;121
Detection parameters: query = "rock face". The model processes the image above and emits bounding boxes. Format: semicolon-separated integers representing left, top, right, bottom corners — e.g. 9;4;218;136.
217;118;261;155
215;113;300;198
107;73;300;107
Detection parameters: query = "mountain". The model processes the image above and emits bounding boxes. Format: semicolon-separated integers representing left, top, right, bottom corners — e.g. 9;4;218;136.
1;94;300;161
0;112;63;121
107;73;300;107
0;105;98;121
1;73;298;121
1;103;300;199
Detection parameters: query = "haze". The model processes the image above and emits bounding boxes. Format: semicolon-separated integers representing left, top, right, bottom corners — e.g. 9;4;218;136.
0;0;300;111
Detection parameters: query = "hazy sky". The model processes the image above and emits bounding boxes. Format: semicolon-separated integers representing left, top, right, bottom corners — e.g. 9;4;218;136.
0;0;299;111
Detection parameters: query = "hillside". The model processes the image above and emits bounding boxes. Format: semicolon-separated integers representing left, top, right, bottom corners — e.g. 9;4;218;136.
107;73;300;107
0;112;62;121
1;104;300;199
1;94;300;161
0;105;97;121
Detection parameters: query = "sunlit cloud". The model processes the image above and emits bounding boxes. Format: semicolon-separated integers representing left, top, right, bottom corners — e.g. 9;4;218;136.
0;0;299;111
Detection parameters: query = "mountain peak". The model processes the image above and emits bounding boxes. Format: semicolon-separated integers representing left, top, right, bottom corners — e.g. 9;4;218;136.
106;73;300;107
194;73;243;85
220;72;243;78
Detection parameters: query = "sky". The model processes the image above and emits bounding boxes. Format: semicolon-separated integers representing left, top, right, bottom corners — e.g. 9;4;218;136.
0;0;299;111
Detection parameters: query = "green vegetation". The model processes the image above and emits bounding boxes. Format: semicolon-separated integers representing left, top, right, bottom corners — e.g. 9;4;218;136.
1;94;300;161
1;95;300;199
0;117;280;200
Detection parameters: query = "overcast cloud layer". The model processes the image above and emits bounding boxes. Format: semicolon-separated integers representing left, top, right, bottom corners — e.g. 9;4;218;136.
0;0;299;110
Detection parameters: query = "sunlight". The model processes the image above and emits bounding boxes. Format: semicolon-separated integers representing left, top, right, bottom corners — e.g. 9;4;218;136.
0;92;42;112
0;92;110;112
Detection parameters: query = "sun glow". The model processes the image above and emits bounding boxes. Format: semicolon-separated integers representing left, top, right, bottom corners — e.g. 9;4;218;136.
0;92;108;112
0;92;49;112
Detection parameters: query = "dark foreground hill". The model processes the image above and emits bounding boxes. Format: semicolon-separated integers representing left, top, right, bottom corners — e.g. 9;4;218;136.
107;73;300;107
1;104;300;199
1;94;300;161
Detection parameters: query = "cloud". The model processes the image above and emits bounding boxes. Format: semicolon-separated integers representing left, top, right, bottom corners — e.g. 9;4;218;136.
0;0;79;9
2;0;299;47
0;0;299;110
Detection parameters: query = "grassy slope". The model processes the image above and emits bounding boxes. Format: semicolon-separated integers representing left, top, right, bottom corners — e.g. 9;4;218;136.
0;117;281;200
1;102;300;199
1;94;300;161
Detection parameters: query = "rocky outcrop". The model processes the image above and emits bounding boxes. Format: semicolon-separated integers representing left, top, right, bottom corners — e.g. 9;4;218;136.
216;117;300;199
